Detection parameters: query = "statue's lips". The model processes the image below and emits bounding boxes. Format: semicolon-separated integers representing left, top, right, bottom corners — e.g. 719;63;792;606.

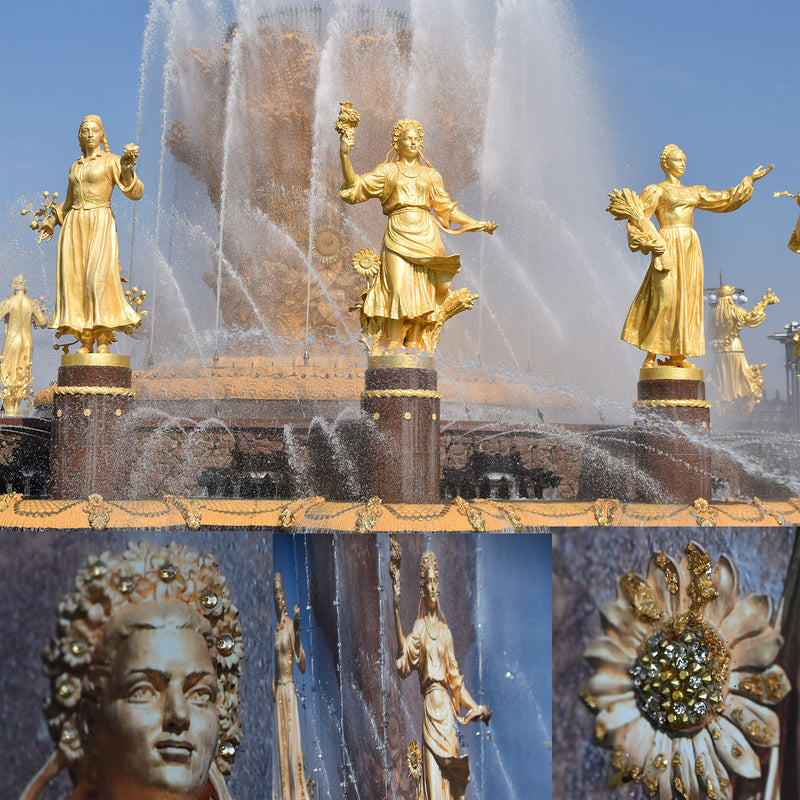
156;739;195;762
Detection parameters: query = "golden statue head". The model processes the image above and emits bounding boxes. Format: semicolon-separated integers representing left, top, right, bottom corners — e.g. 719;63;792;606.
32;542;242;800
717;284;736;298
391;118;424;154
11;274;27;293
78;114;110;156
419;551;440;612
659;144;685;177
273;571;288;618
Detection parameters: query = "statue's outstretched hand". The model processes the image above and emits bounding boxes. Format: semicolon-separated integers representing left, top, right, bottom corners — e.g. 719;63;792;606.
751;164;775;182
40;219;55;243
340;133;355;156
482;221;498;234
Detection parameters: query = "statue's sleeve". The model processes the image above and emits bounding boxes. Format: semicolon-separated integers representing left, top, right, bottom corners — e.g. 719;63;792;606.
339;164;387;205
696;177;754;213
397;618;422;678
742;307;767;328
428;169;458;227
110;154;144;201
444;625;465;710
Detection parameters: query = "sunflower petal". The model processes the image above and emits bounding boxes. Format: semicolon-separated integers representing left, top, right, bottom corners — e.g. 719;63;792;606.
585;669;633;701
730;664;791;705
693;727;730;800
720;593;773;643
584;634;637;672
600;598;650;651
647;553;680;616
710;715;762;779
596;693;639;734
723;694;780;747
730;626;783;670
707;555;739;626
672;736;700;799
617;715;658;765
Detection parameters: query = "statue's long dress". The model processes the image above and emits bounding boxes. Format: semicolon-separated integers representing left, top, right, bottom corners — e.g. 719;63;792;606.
710;300;766;402
49;151;142;338
621;177;754;357
274;621;309;800
0;293;46;389
398;616;470;800
340;162;462;322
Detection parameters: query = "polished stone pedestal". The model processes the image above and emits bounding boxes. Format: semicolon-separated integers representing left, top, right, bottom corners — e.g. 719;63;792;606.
50;353;136;499
633;366;711;503
360;354;440;503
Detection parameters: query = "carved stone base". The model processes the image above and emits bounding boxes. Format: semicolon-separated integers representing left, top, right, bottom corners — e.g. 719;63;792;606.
633;367;711;503
49;354;136;499
360;356;440;503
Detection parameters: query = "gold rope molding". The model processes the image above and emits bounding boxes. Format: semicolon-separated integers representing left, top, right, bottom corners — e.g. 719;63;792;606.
633;399;710;409
53;386;136;397
361;388;442;400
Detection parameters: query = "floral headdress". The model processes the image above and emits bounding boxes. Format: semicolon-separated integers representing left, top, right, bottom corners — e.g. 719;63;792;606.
24;541;243;800
582;541;789;799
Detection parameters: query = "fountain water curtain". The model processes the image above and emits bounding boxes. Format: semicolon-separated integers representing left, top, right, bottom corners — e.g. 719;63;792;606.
131;0;633;397
273;532;552;798
54;0;794;504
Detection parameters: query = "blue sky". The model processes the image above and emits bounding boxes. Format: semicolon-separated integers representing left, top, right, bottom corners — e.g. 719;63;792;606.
0;0;797;398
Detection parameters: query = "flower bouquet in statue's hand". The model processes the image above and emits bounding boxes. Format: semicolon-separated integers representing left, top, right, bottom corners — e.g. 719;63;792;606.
335;101;360;149
607;188;673;272
20;190;60;244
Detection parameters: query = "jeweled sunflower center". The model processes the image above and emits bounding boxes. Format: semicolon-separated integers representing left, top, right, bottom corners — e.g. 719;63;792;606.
629;620;725;732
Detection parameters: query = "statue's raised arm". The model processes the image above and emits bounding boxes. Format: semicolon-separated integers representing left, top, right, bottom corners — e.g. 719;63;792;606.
337;103;496;356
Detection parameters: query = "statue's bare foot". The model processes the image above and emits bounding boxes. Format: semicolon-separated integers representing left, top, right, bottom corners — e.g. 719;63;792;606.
96;343;110;354
642;353;657;368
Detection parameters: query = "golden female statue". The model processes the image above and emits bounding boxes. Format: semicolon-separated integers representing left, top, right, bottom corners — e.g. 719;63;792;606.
709;285;779;412
610;146;773;369
339;109;496;354
273;573;309;800
0;275;47;414
391;543;490;800
21;541;242;800
41;115;143;354
774;189;800;253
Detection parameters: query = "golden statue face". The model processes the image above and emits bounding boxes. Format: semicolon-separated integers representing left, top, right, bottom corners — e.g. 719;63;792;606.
79;120;103;152
422;565;439;611
396;128;422;159
274;574;287;617
664;149;686;178
90;625;220;800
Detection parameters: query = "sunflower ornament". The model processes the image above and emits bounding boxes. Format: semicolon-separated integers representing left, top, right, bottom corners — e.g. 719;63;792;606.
407;740;423;799
352;248;380;278
582;542;789;799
